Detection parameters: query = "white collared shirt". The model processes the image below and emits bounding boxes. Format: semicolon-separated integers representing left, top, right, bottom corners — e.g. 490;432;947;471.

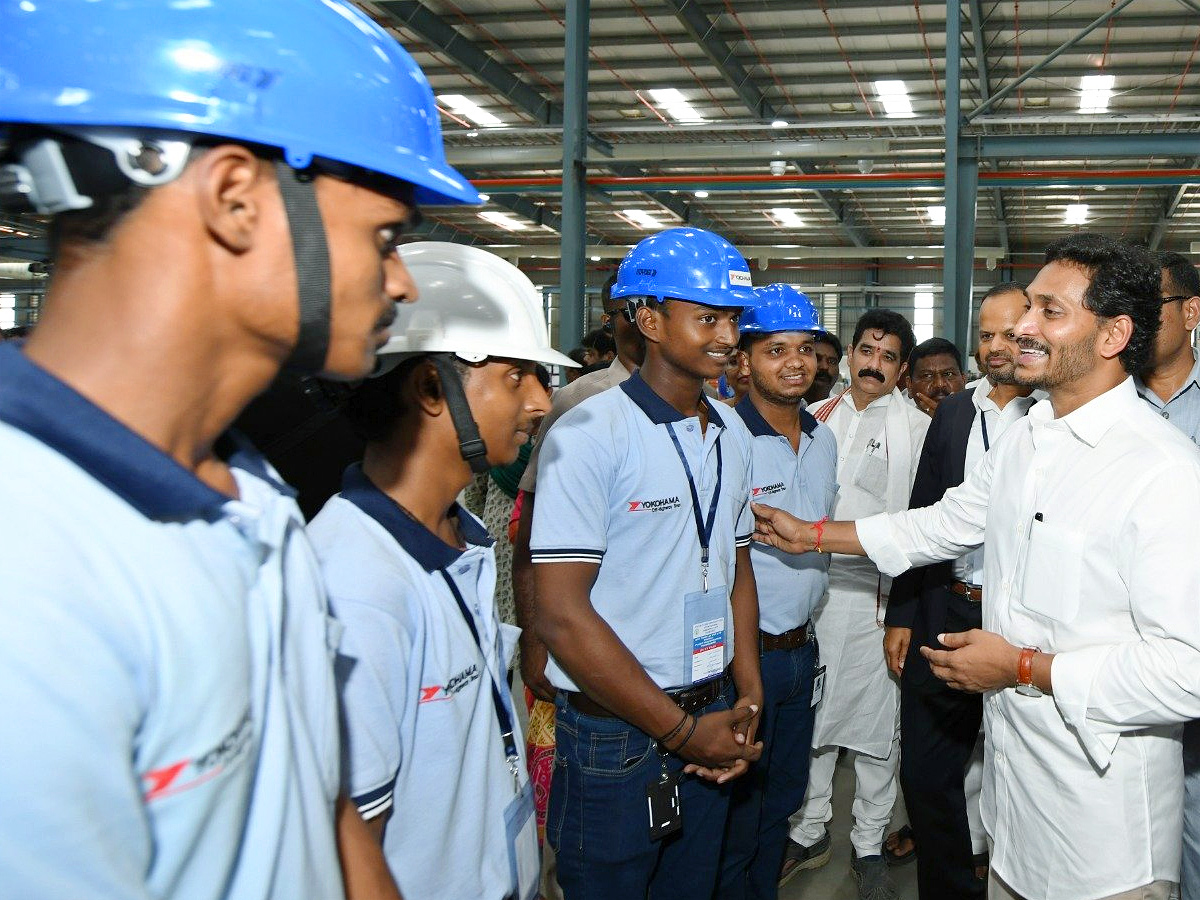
858;377;1200;900
952;378;1038;584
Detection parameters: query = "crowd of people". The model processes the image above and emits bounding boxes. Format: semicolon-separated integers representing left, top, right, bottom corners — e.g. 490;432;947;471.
2;4;1199;900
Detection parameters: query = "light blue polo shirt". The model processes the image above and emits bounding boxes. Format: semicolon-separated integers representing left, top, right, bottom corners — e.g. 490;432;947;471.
308;465;537;900
530;370;755;692
0;343;343;899
1133;350;1200;444
733;395;839;635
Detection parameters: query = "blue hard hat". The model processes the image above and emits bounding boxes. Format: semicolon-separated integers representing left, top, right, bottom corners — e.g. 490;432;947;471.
740;283;825;334
612;227;756;309
0;0;479;207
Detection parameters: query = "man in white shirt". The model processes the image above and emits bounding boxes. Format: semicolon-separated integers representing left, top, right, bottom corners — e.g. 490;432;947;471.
753;233;1200;900
883;283;1036;900
786;310;929;900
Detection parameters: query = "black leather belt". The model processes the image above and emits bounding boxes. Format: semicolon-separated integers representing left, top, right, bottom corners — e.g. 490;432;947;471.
760;621;812;653
565;671;730;718
948;580;983;603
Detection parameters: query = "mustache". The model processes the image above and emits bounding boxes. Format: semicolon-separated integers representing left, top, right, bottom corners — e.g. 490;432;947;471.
1016;337;1049;354
857;367;885;382
987;352;1015;365
375;303;397;331
812;370;833;383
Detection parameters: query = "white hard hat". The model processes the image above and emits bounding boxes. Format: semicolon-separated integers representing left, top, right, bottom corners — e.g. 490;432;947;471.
381;242;580;369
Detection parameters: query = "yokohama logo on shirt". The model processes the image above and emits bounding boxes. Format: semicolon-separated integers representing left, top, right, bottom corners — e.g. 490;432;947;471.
142;711;253;803
418;663;481;704
751;482;786;498
627;496;682;512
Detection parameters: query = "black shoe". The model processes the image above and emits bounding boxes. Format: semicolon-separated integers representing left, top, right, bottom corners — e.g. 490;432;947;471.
851;853;899;900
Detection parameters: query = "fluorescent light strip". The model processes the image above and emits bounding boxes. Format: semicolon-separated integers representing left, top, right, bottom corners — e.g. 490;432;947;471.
622;209;663;229
1064;204;1089;225
874;80;915;118
1078;75;1114;114
648;88;706;124
927;205;946;227
478;210;528;231
770;208;805;228
438;93;505;128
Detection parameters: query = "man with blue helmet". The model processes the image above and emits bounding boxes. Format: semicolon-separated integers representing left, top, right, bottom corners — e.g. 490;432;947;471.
530;227;763;899
717;285;839;900
0;1;475;897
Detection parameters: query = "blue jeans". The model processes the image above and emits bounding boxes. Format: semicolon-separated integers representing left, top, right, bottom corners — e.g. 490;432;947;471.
1183;720;1200;900
716;639;817;900
549;685;735;900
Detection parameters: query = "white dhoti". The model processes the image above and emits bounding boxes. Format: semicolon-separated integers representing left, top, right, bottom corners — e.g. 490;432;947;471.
790;387;928;857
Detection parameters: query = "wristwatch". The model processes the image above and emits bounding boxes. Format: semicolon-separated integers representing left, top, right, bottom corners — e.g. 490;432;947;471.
1015;646;1043;698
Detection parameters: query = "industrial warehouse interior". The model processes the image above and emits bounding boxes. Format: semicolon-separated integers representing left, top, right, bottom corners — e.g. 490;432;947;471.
2;3;1198;900
3;0;1198;353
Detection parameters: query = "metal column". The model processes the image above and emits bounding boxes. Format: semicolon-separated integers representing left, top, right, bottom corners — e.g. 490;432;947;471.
558;0;589;352
942;1;977;354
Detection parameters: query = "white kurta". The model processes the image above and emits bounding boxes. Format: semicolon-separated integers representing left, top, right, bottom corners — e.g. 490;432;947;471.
810;388;928;757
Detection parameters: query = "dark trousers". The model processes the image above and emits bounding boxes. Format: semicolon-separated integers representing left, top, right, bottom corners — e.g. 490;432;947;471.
549;686;735;900
716;639;817;900
899;588;985;900
1182;719;1200;900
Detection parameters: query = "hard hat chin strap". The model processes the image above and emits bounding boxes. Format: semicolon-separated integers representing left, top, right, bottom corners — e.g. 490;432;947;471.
429;353;491;474
276;160;333;375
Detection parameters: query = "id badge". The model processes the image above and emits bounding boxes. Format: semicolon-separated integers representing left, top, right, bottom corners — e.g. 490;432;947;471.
684;584;729;684
646;769;682;841
503;781;540;900
812;665;826;708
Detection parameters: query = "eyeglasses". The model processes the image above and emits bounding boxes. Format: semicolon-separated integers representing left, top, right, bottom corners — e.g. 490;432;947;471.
1161;295;1192;304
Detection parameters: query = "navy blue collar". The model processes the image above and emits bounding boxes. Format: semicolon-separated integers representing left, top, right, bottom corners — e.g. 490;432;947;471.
619;370;725;428
0;344;291;522
734;394;818;439
339;463;494;572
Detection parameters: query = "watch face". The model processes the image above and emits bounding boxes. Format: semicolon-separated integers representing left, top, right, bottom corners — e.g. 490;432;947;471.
1015;683;1044;698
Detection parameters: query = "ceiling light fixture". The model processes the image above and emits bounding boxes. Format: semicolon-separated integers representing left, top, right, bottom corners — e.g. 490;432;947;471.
1078;75;1114;114
770;208;805;228
622;209;664;229
647;88;706;124
694;190;709;199
478;210;528;231
1064;203;1089;225
874;80;915;118
926;205;946;227
438;94;506;128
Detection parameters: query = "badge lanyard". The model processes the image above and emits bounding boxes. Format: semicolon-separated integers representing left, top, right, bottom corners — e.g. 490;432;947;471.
439;570;521;792
980;409;991;452
665;421;723;590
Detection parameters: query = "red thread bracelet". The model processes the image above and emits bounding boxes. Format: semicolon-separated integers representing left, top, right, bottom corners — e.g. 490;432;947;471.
812;516;830;553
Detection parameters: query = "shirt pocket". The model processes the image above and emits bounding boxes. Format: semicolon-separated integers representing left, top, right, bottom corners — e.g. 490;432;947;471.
1018;522;1083;622
852;451;888;498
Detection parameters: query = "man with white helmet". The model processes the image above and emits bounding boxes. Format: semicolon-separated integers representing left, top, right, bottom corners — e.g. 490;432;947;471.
0;2;476;897
718;285;839;900
308;243;576;900
530;227;763;900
